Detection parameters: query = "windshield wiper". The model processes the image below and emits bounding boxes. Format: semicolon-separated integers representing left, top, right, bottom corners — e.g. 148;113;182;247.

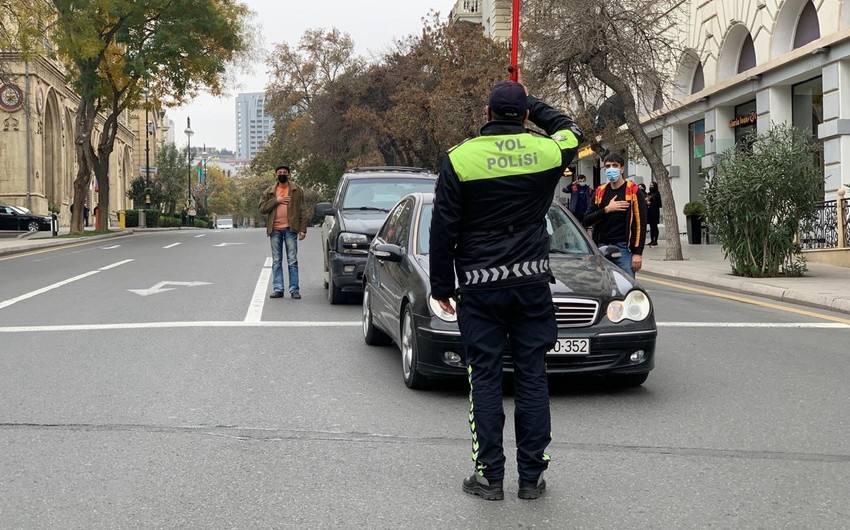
342;207;389;212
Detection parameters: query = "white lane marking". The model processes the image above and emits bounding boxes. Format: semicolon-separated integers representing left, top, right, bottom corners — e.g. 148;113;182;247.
244;257;273;322
213;242;246;247
163;242;181;249
658;322;850;328
194;234;206;238
99;259;134;271
0;271;100;311
128;281;212;297
100;245;121;250
0;321;361;333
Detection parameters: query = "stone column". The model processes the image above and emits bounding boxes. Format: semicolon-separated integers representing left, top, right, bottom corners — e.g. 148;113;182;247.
756;86;792;135
818;60;850;196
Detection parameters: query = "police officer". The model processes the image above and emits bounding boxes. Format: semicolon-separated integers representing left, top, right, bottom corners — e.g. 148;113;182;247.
430;79;582;500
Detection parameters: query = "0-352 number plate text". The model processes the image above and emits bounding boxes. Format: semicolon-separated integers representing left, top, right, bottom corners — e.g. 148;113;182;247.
547;338;590;355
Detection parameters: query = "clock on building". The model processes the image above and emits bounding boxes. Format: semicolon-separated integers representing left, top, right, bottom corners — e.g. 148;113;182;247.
0;84;24;112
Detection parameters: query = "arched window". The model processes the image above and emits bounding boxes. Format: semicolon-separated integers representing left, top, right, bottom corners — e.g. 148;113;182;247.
794;1;820;49
691;62;705;94
737;33;757;73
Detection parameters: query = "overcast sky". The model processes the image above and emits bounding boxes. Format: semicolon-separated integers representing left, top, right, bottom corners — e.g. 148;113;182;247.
168;0;453;154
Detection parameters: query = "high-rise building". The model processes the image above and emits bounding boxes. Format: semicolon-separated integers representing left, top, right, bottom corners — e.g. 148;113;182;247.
235;92;274;160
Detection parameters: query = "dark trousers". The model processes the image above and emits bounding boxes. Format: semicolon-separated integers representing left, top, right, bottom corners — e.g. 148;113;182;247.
649;222;659;244
457;282;556;484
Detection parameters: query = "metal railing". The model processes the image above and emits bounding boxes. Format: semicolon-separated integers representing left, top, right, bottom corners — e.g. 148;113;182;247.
799;189;848;249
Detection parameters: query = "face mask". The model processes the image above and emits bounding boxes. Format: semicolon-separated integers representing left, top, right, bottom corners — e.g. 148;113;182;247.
578;181;587;187
277;174;289;184
605;167;620;182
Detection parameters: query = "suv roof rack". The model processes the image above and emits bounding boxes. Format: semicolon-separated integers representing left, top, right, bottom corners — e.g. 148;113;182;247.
345;166;432;174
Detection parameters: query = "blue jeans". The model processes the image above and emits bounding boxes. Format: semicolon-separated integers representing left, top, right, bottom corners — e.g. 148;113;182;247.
615;242;635;277
270;228;299;294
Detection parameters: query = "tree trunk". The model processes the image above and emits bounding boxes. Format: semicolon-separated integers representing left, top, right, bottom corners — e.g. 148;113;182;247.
69;100;97;235
587;55;684;260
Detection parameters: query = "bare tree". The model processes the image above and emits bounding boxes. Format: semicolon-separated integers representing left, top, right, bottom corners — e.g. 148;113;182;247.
524;0;686;260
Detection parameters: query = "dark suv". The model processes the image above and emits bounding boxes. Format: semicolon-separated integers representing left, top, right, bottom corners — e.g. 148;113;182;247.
315;167;437;304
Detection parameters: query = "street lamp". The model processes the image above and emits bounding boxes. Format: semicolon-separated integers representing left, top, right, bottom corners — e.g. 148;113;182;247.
184;117;193;206
140;87;152;208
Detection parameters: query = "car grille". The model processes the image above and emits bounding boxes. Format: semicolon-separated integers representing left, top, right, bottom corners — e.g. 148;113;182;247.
553;297;599;328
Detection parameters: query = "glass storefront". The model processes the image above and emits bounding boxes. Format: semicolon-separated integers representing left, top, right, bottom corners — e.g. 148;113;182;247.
688;119;705;202
792;77;824;194
733;100;757;149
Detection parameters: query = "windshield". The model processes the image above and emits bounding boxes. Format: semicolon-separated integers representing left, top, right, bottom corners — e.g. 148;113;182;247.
416;203;592;256
342;178;435;211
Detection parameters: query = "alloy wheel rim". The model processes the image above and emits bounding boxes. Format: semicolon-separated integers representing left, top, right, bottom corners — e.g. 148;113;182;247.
402;312;412;380
362;288;370;338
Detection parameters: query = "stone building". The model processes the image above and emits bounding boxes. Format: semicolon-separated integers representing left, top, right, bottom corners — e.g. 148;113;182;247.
0;52;137;226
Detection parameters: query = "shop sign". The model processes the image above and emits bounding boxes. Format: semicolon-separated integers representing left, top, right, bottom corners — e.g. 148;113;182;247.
729;111;758;128
577;145;595;160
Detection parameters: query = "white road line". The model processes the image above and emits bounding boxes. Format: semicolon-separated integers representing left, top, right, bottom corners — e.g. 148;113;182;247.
100;245;121;250
244;257;274;322
0;321;361;333
658;322;850;328
163;242;181;249
0;271;100;311
98;259;134;271
194;234;206;238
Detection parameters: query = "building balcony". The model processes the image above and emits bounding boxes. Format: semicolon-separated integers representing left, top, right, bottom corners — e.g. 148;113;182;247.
450;0;483;25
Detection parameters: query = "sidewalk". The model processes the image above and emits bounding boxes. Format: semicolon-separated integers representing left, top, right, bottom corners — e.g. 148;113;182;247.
0;226;201;258
641;239;850;315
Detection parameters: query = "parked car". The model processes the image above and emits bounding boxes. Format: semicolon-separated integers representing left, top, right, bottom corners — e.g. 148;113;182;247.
0;204;52;232
362;192;657;389
315;167;437;304
215;216;234;229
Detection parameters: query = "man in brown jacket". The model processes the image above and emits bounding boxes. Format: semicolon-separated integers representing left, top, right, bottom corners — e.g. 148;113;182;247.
258;165;312;299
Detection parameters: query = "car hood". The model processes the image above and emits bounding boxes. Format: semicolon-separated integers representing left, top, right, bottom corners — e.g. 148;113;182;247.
341;211;387;237
416;254;638;300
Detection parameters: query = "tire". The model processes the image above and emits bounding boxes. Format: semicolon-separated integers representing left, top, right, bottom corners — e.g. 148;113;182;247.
401;306;428;389
607;373;649;388
322;249;329;289
328;277;345;304
27;221;40;232
362;285;391;346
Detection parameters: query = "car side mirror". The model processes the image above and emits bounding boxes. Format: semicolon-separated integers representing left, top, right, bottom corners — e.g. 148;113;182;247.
372;243;404;263
598;244;622;262
315;202;335;216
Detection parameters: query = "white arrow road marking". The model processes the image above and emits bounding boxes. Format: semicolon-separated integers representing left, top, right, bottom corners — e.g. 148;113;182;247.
0;259;132;311
163;242;181;249
100;245;121;250
128;281;212;297
245;257;273;322
213;242;246;247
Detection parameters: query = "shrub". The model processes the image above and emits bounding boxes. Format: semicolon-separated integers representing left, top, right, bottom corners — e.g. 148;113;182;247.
158;216;182;228
143;209;160;228
704;124;821;277
683;201;707;217
124;209;138;227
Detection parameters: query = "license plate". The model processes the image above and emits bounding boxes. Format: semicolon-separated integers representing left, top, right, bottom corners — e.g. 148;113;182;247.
548;338;590;355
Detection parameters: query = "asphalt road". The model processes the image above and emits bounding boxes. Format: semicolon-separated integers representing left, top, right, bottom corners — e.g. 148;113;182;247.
1;228;848;529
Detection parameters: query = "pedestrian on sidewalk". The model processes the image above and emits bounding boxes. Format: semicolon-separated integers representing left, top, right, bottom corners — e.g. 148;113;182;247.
430;76;583;501
83;204;90;227
181;208;188;226
583;153;647;276
646;181;662;247
562;174;593;224
258;164;311;300
187;204;196;226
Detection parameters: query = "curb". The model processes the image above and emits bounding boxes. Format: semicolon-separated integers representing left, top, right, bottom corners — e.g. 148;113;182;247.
640;265;850;317
0;230;135;258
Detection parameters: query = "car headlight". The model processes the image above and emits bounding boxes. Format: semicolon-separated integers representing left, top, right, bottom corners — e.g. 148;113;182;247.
338;232;369;254
606;290;651;323
429;296;457;323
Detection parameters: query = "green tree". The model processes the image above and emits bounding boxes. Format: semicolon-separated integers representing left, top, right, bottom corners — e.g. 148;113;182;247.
205;166;238;215
704;124;822;277
0;0;52;77
154;143;189;215
49;0;252;233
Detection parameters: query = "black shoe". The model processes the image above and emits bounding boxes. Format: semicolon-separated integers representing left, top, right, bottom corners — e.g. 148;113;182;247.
518;475;546;500
269;291;284;299
462;474;504;501
291;292;301;299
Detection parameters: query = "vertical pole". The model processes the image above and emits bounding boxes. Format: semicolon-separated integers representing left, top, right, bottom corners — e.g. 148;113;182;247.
838;188;846;249
24;60;32;210
509;0;521;82
187;117;191;203
145;94;151;208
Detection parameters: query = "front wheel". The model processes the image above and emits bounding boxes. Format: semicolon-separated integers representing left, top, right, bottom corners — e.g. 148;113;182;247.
328;277;345;304
401;306;428;389
27;221;40;232
363;285;391;346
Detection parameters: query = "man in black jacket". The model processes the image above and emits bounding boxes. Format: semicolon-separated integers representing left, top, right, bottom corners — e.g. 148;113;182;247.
430;79;582;501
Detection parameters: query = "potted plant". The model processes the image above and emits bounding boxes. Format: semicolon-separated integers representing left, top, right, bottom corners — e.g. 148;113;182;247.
683;201;707;244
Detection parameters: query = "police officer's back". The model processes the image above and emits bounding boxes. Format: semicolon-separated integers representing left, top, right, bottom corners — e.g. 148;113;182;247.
430;80;582;500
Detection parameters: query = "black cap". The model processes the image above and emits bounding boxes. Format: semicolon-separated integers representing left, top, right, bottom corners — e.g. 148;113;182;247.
275;165;290;172
488;81;527;120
